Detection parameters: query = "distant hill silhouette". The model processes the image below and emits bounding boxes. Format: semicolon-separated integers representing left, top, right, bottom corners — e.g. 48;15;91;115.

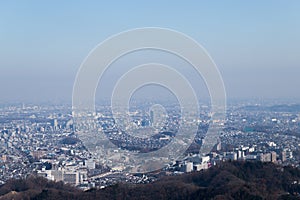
1;161;300;199
240;104;300;113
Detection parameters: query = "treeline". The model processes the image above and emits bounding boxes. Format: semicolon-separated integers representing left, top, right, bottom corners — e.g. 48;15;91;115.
1;161;300;199
0;176;80;200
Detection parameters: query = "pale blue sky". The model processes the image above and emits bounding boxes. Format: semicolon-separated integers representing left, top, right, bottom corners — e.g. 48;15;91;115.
0;1;300;103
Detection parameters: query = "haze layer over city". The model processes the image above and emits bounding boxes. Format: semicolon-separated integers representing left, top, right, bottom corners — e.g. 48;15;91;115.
1;1;300;103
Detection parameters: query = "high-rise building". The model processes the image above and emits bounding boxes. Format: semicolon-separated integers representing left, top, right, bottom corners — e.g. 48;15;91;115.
227;152;237;161
150;110;154;126
258;153;271;162
183;162;193;173
85;159;96;169
51;170;63;181
271;151;277;163
51;119;58;130
216;142;221;151
1;155;7;162
281;151;287;162
238;150;245;159
63;171;79;185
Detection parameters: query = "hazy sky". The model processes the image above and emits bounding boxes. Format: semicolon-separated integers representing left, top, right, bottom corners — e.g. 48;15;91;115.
1;1;300;103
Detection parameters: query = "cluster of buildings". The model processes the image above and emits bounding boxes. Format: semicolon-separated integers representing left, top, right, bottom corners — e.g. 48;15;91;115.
0;101;299;189
36;159;96;187
212;144;292;164
171;155;211;173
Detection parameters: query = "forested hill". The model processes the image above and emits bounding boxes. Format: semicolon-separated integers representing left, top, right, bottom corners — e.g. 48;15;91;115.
1;161;300;200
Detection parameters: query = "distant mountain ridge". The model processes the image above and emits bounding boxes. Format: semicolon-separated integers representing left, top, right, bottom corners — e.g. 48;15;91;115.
239;104;300;112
